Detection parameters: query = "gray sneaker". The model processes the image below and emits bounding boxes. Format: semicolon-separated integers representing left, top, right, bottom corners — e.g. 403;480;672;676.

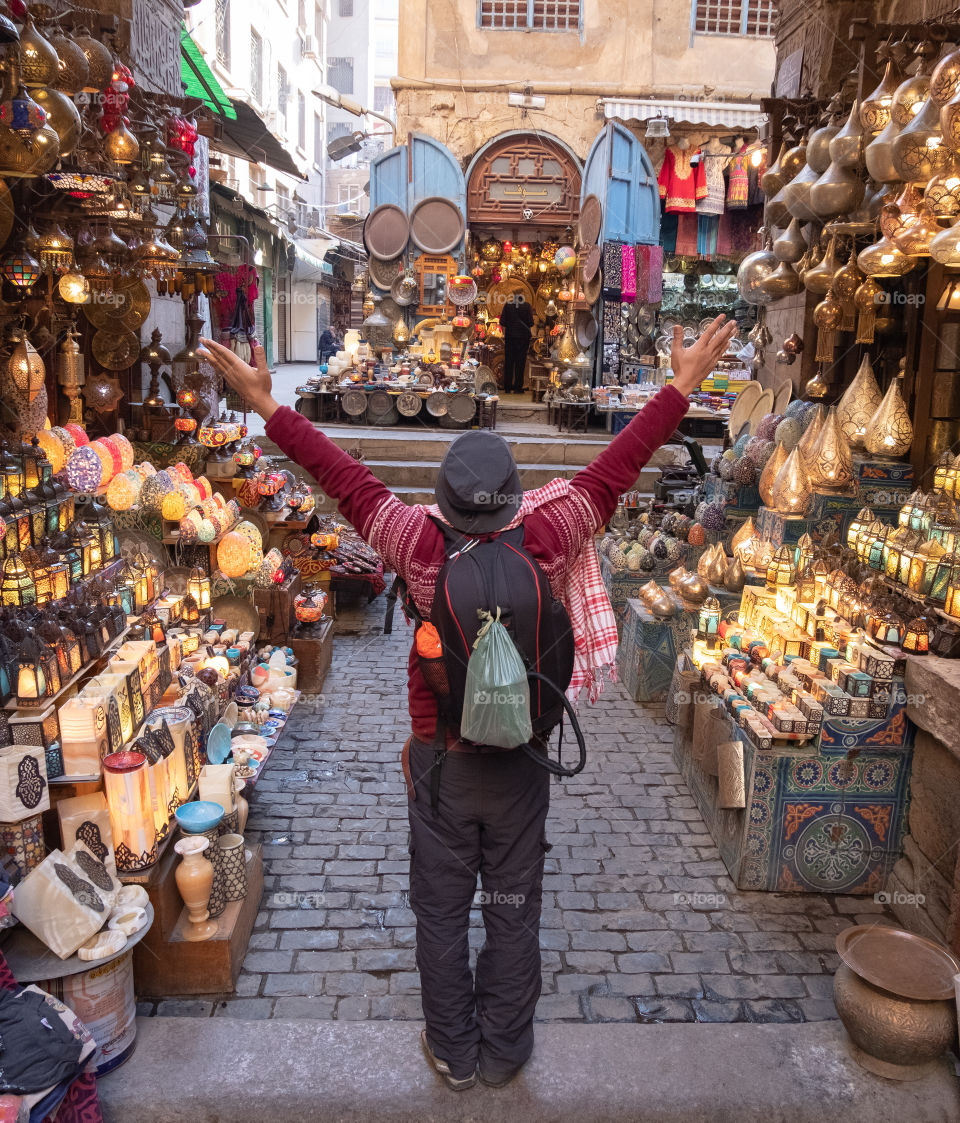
420;1030;477;1091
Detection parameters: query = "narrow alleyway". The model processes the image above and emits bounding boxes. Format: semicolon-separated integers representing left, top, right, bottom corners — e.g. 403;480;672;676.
139;596;893;1027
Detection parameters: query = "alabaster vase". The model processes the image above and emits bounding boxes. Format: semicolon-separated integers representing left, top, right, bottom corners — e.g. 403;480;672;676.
174;835;217;942
771;447;812;515
808;406;854;491
759;442;789;507
864;378;914;457
837;354;883;449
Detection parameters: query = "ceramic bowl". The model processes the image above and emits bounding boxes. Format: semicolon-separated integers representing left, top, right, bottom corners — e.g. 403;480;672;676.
232;722;261;738
175;800;225;834
206;722;233;765
231;734;268;756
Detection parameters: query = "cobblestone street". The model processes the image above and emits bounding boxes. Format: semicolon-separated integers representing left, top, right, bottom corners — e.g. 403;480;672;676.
140;597;892;1026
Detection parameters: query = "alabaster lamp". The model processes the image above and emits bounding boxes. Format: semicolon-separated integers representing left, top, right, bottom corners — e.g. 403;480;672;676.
102;750;158;873
863;376;913;458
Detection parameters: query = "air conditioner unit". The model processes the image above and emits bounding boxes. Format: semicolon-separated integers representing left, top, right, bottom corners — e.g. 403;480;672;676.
301;35;317;60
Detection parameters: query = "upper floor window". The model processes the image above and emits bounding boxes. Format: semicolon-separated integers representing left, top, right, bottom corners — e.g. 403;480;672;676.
298;91;306;149
277;64;289;132
478;0;581;31
250;29;263;104
327;56;354;95
693;0;777;38
215;0;230;67
339;0;353;16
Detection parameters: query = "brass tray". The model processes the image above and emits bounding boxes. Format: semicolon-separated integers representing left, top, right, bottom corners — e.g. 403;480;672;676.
577;194;602;247
211;594;259;636
425;391;448;417
368;255;404;290
91;327;140;370
583;270;602;306
836;925;960;1001
341;388;367;416
396;391;422;417
83;277;150;331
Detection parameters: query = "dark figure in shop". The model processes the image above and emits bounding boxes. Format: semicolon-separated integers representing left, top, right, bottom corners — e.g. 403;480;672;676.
318;325;340;363
199;316;736;1092
499;296;534;394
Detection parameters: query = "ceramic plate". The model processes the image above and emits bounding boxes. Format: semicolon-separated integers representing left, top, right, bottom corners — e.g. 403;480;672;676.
206;722;233;765
773;380;792;414
728;381;762;441
222;701;238;730
746;387;775;435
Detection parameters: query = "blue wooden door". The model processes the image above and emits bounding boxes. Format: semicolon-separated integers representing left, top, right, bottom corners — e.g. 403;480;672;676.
370;133;465;216
582;123;660;245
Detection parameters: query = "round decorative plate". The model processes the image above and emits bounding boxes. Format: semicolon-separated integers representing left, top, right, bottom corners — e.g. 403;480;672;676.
341;388;368;416
583;270;602;306
363;204;410;261
574;310;598;348
582;244;601;283
367;389;393;418
368;254;404;290
448;276;478;306
773;380;792;414
396;391;422;417
477;379;498;397
390;274;417;307
409;196;465;255
425;391;448;417
728;381;761;439
578;194;602;247
92;328;139;370
210;593;260;635
447;394;476;424
746;387;775;435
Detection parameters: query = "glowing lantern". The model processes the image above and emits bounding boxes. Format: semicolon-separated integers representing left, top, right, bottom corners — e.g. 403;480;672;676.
106;469;142;511
7;332;46;402
35;430;65;474
57;272;89;303
65;445;103;492
217;530;251;577
187;567;211;611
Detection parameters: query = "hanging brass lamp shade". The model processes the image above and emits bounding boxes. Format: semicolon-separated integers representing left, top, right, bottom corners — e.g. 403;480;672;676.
807;406;854;491
857;234;917;278
782;161;821;223
803;235;839;295
829;100;867;168
759;259;803;300
931;45;960;107
837;354;883;449
892;199;942;257
892;96;957;182
864;376;913;458
771;447;813;516
810;159;865;219
773;218;807;263
860;59;904;134
808;122;840;173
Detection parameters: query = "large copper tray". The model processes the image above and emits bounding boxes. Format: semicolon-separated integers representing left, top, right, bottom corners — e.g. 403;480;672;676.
836;925;960;1001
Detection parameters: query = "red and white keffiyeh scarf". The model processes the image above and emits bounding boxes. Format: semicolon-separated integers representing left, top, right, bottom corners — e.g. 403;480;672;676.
426;477;619;704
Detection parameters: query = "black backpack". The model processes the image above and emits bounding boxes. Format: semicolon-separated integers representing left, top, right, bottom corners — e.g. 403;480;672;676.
386;518;586;778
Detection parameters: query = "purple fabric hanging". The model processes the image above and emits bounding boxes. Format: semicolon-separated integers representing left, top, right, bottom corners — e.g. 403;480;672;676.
620;244;636;304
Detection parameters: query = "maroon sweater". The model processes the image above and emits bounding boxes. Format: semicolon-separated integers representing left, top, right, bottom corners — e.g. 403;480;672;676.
266;385;689;739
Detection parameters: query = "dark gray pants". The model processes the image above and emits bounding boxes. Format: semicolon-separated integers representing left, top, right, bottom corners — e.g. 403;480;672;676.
406;737;550;1081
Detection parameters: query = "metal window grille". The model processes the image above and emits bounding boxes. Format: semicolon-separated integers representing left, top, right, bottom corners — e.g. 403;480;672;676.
298;91;306;149
327;56;354;95
373;85;393;113
277;64;288;129
215;0;230;66
694;0;776;37
250;29;263;103
339;0;353;16
478;0;580;30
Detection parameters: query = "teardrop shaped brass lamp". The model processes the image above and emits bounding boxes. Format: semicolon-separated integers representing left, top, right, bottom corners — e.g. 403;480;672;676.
804;235;839;295
857;234;917;277
810;159;866;219
780;140;807;183
797;404;827;465
759;442;788;507
932;45;960;107
808;122;840;173
836;353;883;448
861;59;904;134
808;406;854;491
760;259;803;300
864;378;914;457
829;100;866;168
782;160;821;223
854;277;885;343
771;447;813;515
892;198;942;256
773;218;808;263
761;142;788;196
892;95;957;181
865;116;903;183
731;516;756;559
813;292;843;362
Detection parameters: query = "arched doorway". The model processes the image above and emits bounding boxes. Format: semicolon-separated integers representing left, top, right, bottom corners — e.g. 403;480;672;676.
465;131;582;232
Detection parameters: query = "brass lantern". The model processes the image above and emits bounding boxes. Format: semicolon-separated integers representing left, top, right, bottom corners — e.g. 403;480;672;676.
187;566;211;612
908;538;945;595
766;545;797;588
902;616;929;655
16;632;47;707
944;572;960;617
0;554;36;606
847;507;875;551
6;329;45;402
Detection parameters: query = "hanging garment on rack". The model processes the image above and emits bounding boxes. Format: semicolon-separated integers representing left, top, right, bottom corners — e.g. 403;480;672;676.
747;156;766;206
716;209;734;256
658;147;707;214
636;244;664;304
697;215;720;257
621;245;637;304
659;210;679;254
675;213;699;256
727;146;750;209
697;142;731;216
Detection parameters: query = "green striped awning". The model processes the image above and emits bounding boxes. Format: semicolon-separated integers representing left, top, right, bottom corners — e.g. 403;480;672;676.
180;26;236;120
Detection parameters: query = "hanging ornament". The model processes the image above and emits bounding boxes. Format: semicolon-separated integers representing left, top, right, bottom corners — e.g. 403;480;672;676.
6;329;45;401
758;442;788;507
829;100;867;168
860;58;904;134
771;447;812;516
773;218;807;263
892;199;942;257
892;95;957;181
36;225;73;272
854;278;885;344
857;234;917;278
805;368;830;400
1;248;41;288
930;220;960;266
804;235;838;295
813;291;843;363
736;249;778;305
836;354;883;449
807;120;840;174
864;374;913;458
807;406;854;491
925;171;960;219
831;247;865;333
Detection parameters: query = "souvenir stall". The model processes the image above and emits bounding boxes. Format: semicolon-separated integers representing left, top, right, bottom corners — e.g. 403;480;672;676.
0;7;336;1094
611;22;960;922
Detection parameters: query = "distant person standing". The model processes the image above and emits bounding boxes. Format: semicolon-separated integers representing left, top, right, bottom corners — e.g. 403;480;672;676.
499;296;534;394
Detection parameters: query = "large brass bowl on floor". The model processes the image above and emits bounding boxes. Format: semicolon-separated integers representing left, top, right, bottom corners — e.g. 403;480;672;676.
833;925;959;1081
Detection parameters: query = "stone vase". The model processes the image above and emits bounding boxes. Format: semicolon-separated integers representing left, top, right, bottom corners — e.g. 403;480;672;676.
173;836;217;942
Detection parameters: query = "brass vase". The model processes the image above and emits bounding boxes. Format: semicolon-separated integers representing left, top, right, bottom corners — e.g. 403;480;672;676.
773;218;807;263
771;447;812;515
864;377;914;457
837;354;883;448
829;100;866;168
759;442;788;507
807;122;840;173
808;406;854;491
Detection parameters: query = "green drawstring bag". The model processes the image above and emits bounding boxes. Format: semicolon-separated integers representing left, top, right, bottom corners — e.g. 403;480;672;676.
460;608;533;748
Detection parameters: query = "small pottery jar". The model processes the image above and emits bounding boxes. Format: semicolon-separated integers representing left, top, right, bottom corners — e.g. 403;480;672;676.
196;825;227;918
234;775;249;833
174;835;217;941
218;833;248;902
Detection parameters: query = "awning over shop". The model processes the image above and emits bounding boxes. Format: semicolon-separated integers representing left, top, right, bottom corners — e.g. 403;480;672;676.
290;241;336;283
215;99;306;181
602;98;767;130
180;27;236;120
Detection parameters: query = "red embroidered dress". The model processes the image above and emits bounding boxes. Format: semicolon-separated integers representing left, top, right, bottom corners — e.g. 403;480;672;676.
658;147;707;214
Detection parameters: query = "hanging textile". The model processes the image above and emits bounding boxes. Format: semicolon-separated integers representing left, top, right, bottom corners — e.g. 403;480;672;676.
727;145;750;209
658;147;707;214
621;244;637;304
636;245;663;304
659;210;679;254
697;142;731;216
675;214;699;256
602;241;623;300
697;215;720;258
716;209;734;257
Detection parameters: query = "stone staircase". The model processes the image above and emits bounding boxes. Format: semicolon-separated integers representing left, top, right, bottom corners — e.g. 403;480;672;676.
272;422;673;512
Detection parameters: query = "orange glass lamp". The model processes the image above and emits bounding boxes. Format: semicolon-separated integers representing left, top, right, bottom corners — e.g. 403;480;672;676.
102;750;158;873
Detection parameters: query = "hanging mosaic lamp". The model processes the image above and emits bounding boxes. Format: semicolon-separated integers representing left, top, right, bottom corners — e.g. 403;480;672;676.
857;234;917;278
864;377;913;458
807;406;853;491
892;198;942;257
836;354;883;448
758;441;788;507
1;249;41;288
892;95;957;182
803;235;838;295
771;447;812;516
860;58;904;134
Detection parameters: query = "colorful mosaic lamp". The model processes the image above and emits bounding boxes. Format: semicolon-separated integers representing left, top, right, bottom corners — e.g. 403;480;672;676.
1;249;41;288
